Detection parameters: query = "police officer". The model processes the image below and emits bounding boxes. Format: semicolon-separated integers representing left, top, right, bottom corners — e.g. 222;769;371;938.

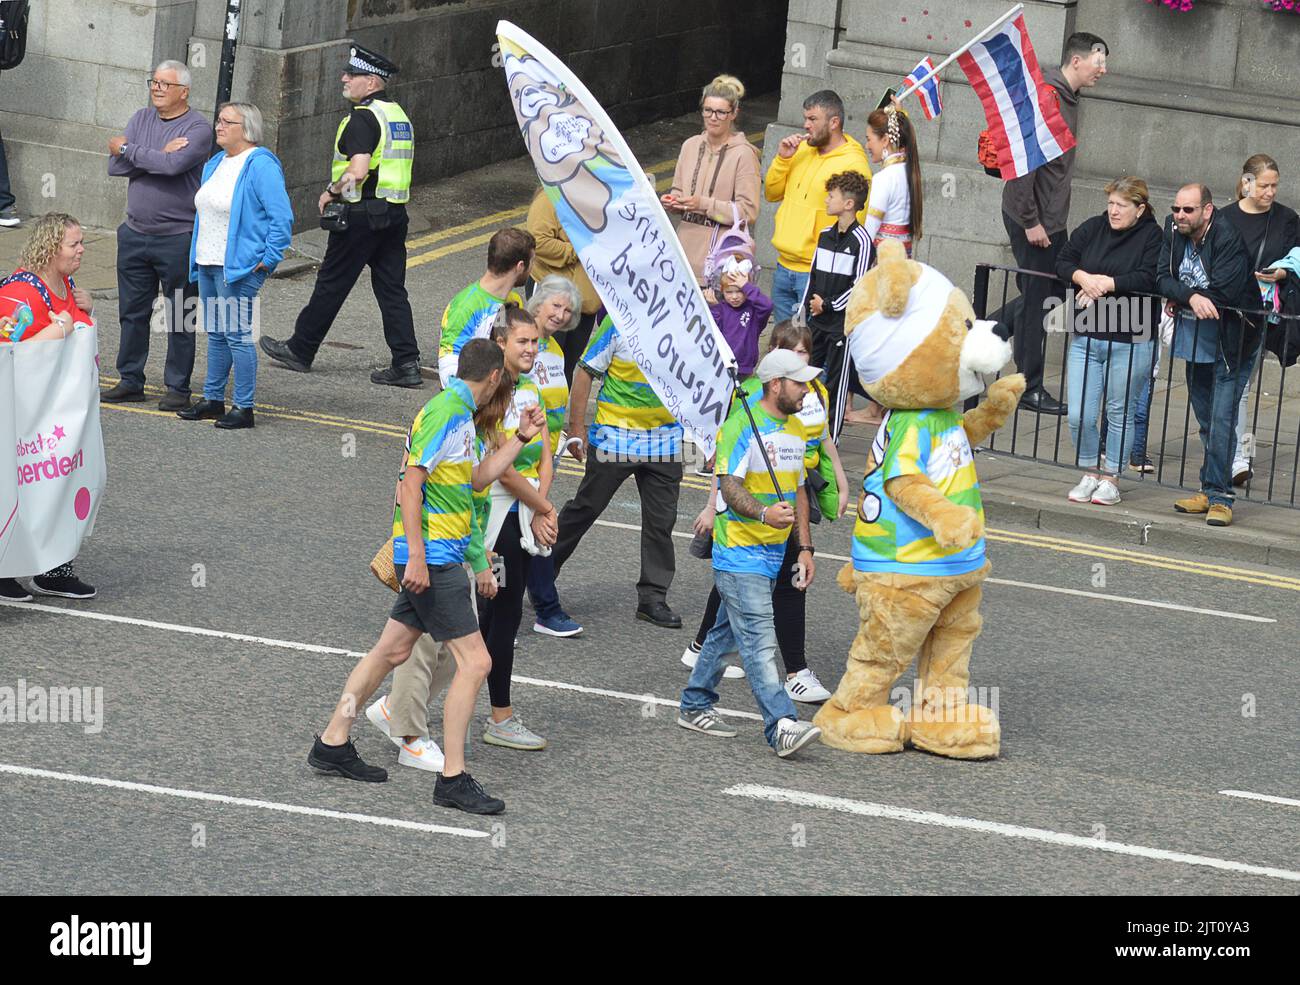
261;44;422;387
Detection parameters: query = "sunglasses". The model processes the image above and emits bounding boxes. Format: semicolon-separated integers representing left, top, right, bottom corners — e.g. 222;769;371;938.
1170;205;1204;215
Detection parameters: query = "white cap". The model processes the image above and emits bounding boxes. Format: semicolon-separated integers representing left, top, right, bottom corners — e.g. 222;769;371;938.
756;348;821;383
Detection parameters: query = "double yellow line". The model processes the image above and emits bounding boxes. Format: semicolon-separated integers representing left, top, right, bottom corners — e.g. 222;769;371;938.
403;131;767;270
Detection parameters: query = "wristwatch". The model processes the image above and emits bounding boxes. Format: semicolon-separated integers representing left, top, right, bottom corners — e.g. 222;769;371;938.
759;506;769;526
797;544;815;555
324;182;340;197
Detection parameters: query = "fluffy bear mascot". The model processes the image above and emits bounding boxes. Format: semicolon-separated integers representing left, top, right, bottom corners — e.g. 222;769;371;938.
813;240;1024;759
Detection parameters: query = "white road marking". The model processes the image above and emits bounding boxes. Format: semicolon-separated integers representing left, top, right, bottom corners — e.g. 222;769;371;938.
591;521;1275;623
0;601;762;722
724;783;1300;884
1219;789;1300;809
0;762;487;838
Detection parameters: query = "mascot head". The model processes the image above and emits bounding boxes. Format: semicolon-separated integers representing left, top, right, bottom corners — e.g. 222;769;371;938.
844;240;1011;410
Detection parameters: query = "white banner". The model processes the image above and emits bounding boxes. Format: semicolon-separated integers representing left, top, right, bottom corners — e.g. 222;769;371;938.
0;325;107;578
495;20;737;456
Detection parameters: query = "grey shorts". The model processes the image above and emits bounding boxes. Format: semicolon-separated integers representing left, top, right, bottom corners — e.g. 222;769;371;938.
389;562;479;642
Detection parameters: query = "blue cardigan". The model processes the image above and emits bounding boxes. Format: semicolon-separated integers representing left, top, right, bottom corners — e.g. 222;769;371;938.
189;147;294;283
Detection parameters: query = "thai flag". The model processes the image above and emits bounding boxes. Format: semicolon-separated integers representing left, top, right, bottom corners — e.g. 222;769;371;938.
957;14;1075;179
903;57;942;120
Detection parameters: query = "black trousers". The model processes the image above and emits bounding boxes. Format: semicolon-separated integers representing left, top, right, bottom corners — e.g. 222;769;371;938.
478;511;532;709
552;452;682;605
115;224;197;393
287;204;418;367
811;323;864;443
557;311;598;385
998;211;1067;395
692;537;807;674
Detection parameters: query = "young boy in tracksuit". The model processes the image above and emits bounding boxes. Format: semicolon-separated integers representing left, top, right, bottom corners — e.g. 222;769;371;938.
802;170;872;443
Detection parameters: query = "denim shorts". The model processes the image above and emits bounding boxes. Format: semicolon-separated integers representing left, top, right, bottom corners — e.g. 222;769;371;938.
389;562;479;642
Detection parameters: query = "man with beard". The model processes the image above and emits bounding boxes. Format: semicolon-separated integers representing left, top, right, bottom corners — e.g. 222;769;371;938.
677;349;823;759
764;90;872;324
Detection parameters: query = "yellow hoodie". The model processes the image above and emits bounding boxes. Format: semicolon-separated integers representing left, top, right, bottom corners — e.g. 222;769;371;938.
765;134;873;273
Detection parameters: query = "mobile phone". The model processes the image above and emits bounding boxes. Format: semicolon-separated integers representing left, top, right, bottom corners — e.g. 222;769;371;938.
1259;268;1278;276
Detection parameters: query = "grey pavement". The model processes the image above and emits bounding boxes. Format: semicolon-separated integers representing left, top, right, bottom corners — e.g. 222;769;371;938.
2;98;1299;896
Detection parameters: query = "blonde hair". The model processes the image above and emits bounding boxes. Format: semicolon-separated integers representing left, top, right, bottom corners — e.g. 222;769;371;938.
701;74;745;111
1103;175;1151;211
1237;154;1280;202
18;213;81;272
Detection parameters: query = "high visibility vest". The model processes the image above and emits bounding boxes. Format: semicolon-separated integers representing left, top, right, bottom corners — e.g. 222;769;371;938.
332;98;413;204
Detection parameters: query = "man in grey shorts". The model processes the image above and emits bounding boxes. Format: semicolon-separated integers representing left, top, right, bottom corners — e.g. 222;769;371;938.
307;339;545;815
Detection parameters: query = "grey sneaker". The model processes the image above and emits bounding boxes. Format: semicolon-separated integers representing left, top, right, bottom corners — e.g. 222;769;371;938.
676;708;738;737
0;209;20;228
483;713;547;751
774;718;821;758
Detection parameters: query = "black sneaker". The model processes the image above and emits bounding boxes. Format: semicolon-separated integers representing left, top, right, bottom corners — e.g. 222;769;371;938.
636;600;682;628
433;771;505;815
0;578;33;601
31;574;96;599
307;735;388;782
370;361;424;388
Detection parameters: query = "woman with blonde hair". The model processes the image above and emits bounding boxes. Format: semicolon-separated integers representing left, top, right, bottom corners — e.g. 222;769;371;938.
1055;175;1162;506
0;212;98;601
662;75;761;285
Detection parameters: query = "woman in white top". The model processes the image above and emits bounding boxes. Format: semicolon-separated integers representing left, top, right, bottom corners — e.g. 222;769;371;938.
842;105;925;425
862;105;923;257
182;102;293;429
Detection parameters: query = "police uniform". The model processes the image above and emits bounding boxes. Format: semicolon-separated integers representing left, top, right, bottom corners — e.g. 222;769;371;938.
262;44;421;386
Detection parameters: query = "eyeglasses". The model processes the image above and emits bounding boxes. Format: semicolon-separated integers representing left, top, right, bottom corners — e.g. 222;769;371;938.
701;108;733;118
1170;205;1203;214
147;78;186;90
215;117;243;128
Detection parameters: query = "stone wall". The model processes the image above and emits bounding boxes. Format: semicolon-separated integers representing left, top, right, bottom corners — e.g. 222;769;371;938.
760;0;1300;297
0;0;789;232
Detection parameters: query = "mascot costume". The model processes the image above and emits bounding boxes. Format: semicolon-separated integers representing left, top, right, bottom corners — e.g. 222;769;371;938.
813;240;1024;759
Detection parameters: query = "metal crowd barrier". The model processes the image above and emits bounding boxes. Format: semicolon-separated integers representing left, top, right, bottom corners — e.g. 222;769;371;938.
971;262;1300;508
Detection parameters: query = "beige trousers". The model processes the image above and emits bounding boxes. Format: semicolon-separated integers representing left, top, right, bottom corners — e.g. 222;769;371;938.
387;634;459;740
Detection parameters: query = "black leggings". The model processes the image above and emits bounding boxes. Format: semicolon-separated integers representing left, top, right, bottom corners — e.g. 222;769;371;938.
692;537;807;674
478;511;532;709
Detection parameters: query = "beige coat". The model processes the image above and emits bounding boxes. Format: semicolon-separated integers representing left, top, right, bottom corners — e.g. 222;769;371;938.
668;130;761;284
526;190;602;314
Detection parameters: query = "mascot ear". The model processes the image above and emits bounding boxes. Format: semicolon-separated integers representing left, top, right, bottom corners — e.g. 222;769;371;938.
876;240;919;319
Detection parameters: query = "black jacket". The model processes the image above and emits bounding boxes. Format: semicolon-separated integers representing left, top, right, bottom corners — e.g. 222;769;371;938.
1056;211;1162;341
802;220;872;334
1157;213;1262;371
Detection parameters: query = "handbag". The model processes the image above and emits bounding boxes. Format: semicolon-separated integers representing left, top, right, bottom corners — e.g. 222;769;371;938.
370;537;400;593
320;201;349;232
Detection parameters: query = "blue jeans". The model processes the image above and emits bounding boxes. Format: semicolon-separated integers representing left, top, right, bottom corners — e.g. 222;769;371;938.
1066;336;1154;474
680;568;798;747
1129;355;1158;464
1185;353;1257;506
527;550;563;621
770;264;810;323
0;127;14;211
197;265;266;407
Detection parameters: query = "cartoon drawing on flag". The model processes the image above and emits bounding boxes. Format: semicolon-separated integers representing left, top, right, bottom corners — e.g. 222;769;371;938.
496;20;737;456
0;325;107;578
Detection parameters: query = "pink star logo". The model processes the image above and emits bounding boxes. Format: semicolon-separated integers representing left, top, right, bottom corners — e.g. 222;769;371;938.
53;425;66;440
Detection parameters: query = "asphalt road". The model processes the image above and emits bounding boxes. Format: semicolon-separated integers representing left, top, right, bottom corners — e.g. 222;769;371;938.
2;104;1298;896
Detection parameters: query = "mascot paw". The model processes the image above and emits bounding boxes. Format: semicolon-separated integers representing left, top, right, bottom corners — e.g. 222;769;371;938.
909;704;1001;760
931;505;983;551
986;373;1027;411
836;562;859;595
813;703;910;754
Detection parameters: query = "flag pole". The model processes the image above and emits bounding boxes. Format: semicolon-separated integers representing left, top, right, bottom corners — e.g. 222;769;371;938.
897;2;1024;102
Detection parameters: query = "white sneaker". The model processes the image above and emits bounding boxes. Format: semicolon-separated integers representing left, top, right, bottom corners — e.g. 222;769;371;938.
680;645;745;679
785;668;831;703
1068;474;1101;503
1091;477;1121;505
365;695;402;747
398;735;445;772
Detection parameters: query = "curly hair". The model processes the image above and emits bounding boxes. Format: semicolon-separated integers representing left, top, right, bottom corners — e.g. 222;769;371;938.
18;213;81;272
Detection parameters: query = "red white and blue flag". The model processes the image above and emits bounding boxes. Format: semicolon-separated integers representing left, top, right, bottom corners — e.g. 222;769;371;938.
903;57;942;120
956;14;1075;179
